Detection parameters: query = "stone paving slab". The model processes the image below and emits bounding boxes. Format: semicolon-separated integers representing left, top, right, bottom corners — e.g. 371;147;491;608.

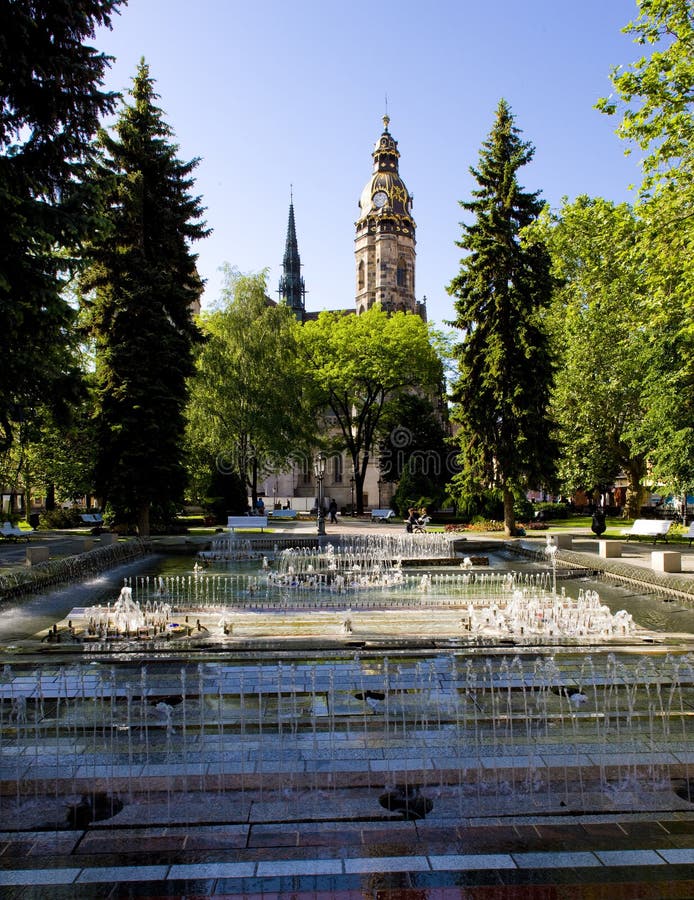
594;848;667;866
429;852;517;870
5;848;694;887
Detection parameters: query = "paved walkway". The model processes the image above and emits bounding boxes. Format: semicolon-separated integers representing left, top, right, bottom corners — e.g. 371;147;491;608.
3;518;694;577
1;813;693;896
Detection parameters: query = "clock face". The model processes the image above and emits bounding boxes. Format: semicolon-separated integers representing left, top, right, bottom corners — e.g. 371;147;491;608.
372;190;387;209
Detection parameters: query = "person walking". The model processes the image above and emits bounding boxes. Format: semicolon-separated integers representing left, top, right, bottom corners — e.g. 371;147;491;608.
328;498;338;524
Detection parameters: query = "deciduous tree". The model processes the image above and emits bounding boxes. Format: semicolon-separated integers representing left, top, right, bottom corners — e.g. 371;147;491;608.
186;267;313;511
298;306;442;514
598;0;694;509
528;197;652;515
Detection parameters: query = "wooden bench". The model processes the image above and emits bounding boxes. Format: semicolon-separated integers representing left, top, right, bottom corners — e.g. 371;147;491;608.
371;508;395;522
622;518;673;544
227;515;268;532
267;509;298;520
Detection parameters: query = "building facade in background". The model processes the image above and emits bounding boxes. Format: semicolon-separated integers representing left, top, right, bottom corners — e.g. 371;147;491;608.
259;118;427;512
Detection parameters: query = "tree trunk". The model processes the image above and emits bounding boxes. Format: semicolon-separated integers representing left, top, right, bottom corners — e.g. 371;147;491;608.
251;457;258;512
625;460;647;519
503;486;516;537
22;467;31;524
137;502;150;537
45;483;56;511
355;472;365;515
354;452;368;515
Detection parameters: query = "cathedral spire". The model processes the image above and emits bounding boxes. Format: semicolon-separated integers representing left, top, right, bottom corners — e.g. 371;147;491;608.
278;193;306;321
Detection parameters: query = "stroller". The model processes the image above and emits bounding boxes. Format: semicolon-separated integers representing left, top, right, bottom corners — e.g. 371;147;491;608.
413;515;430;534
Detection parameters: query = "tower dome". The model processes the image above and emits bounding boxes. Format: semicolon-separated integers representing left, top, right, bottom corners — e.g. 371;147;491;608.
355;117;423;319
357;115;415;226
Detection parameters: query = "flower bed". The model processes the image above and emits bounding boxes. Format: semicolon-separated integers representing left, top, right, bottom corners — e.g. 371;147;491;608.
444;520;549;533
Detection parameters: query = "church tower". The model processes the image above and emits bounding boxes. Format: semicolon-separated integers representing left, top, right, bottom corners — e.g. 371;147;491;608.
278;195;306;321
355;117;425;319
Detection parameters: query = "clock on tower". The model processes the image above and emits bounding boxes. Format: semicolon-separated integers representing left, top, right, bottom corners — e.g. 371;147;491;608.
354;117;424;320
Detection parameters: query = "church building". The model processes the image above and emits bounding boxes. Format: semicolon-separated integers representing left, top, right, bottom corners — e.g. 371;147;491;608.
261;118;426;510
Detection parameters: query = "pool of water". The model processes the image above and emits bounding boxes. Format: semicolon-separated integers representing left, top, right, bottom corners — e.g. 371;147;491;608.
0;549;692;646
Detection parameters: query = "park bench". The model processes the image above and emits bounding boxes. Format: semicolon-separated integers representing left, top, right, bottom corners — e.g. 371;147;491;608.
682;522;694;547
227;515;268;532
80;512;104;533
371;508;395;522
267;509;298;520
622;518;673;544
80;513;103;525
0;521;29;542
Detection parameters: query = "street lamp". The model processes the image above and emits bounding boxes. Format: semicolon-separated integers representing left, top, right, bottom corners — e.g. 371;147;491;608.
349;474;355;517
313;453;327;536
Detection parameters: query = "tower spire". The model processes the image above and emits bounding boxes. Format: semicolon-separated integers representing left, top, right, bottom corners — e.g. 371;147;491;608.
278;192;306;321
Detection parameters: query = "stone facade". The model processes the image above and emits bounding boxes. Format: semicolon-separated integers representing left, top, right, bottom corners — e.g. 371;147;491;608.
354;116;425;320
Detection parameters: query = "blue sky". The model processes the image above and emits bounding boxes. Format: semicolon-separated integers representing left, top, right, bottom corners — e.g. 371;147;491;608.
95;0;644;327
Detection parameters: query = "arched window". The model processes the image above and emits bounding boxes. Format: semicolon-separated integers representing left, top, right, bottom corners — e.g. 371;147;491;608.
334;454;343;483
358;260;365;290
301;457;311;485
396;258;406;287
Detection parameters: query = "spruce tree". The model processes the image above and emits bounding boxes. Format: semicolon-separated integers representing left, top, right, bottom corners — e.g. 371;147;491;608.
447;100;557;536
0;0;124;451
83;60;207;536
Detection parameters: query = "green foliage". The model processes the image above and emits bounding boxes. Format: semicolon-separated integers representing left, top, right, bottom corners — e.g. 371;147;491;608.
378;391;450;513
186;267;313;503
82;61;206;535
0;0;124;452
39;508;83;529
597;0;694;196
203;455;248;521
527;197;652;515
447;100;558;535
532;501;569;520
298;305;443;514
448;488;503;524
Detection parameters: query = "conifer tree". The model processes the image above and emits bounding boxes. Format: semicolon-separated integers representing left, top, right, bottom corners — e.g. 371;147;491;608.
0;0;124;451
447;100;557;536
82;60;207;536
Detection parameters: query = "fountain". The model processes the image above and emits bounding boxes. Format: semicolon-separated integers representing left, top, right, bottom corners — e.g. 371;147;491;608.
0;532;692;891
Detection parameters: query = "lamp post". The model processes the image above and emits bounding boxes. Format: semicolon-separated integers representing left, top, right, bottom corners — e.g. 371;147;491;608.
349;474;355;516
378;477;383;508
313;453;326;536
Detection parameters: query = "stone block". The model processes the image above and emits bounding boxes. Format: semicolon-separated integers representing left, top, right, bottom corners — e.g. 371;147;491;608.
79;538;94;553
25;546;49;566
550;534;574;549
99;532;116;546
651;550;681;573
598;540;621;558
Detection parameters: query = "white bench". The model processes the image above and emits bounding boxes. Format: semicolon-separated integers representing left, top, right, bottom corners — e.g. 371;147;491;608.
622;518;673;544
267;509;298;520
371;508;395;522
683;522;694;547
1;521;29;542
227;515;268;532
